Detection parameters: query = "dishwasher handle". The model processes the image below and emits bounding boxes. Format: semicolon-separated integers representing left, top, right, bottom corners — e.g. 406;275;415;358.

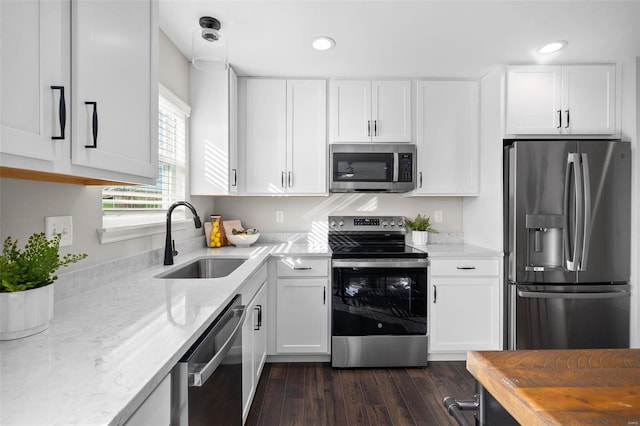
187;304;246;387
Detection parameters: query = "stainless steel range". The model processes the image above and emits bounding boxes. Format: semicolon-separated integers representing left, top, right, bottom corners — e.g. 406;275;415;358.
329;215;429;368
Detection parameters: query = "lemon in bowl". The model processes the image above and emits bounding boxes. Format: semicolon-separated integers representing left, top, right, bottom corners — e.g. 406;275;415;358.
226;228;260;247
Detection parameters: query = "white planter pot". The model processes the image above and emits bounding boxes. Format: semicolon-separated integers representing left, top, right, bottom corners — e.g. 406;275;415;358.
412;230;429;245
0;285;54;340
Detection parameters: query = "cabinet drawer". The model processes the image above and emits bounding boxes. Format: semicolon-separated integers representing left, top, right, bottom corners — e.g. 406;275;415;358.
276;257;329;277
431;258;500;276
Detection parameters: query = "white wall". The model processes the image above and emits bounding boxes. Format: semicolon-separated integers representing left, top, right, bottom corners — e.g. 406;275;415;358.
463;66;504;251
0;31;213;271
214;194;463;234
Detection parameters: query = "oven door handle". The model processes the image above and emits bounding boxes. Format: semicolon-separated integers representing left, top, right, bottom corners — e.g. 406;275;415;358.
332;259;429;269
185;304;246;387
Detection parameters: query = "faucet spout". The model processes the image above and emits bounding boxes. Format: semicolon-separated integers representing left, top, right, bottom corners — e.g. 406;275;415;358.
164;201;202;265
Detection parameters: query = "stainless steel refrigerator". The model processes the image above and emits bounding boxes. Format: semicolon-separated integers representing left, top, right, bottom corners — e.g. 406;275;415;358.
505;140;631;350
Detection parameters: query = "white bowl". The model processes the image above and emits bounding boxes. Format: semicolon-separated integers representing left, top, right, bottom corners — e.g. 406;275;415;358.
226;233;260;247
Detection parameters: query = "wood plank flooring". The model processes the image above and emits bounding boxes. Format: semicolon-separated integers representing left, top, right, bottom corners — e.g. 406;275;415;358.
246;362;476;426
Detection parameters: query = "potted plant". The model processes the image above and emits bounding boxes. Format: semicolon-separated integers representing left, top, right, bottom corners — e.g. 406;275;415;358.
405;214;437;245
0;232;87;340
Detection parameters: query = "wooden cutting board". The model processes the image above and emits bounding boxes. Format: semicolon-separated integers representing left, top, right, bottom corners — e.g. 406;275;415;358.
467;349;640;425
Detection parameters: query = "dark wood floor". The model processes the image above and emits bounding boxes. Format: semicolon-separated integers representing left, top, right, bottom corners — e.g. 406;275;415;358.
246;362;476;426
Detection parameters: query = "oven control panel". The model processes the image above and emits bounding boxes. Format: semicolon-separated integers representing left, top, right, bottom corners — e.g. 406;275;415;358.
328;216;406;232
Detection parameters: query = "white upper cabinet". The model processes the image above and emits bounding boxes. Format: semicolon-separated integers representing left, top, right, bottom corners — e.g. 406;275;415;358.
71;0;158;183
506;65;615;135
330;80;411;143
1;0;70;167
1;0;158;185
286;80;327;194
414;80;479;196
190;64;238;195
243;78;326;195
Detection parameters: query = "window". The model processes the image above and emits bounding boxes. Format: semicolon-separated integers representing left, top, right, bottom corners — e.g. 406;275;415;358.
101;85;190;237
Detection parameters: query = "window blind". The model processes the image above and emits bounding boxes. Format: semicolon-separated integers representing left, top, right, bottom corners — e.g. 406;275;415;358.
102;86;188;220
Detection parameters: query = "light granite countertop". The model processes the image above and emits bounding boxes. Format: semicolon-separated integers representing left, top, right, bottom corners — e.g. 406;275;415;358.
0;240;497;425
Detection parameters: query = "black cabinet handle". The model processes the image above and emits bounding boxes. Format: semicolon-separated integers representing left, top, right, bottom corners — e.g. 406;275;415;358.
374;120;377;136
557;109;562;129
433;285;437;303
323;287;326;305
232;169;237;187
254;305;262;330
456;266;477;270
51;86;66;140
367;120;371;137
85;101;98;148
565;110;570;128
281;171;285;188
419;171;423;188
288;171;292;188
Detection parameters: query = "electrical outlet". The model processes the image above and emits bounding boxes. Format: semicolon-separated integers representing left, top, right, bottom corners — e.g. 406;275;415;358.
275;211;284;223
45;216;73;247
434;211;443;223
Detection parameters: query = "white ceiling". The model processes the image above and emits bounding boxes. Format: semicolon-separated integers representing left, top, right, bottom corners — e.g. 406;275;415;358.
159;0;640;79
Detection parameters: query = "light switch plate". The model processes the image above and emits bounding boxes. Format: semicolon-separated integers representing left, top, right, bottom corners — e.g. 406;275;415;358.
434;211;443;223
45;216;73;247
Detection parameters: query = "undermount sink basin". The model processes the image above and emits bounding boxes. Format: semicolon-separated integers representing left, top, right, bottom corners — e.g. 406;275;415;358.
158;258;247;279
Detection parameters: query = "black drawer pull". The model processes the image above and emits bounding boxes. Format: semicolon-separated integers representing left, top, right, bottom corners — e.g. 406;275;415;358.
51;86;66;140
85;101;98;148
456;266;476;270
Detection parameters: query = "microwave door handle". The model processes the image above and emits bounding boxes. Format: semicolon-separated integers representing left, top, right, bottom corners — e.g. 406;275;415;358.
393;152;399;182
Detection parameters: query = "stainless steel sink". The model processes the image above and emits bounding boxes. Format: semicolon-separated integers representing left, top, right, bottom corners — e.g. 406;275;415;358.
158;258;246;279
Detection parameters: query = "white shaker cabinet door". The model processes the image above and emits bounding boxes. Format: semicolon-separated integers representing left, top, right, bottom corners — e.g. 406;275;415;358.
244;79;287;194
506;66;562;135
562;65;615;135
286;80;327;194
415;80;479;195
330;80;372;143
0;0;70;167
71;0;157;183
276;278;328;353
429;276;501;353
371;80;412;142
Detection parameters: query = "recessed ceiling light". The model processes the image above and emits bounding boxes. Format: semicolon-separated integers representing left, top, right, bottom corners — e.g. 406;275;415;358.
537;40;568;54
312;36;335;51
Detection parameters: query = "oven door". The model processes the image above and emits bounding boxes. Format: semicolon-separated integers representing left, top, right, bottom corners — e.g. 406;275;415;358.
332;258;428;336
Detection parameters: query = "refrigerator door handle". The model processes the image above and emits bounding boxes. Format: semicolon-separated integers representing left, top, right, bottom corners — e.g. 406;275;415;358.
564;153;583;271
579;153;591;270
517;290;628;300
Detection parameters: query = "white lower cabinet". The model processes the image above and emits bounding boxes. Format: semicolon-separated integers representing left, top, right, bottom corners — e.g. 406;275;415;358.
272;257;330;354
429;257;502;360
242;278;268;423
124;373;171;426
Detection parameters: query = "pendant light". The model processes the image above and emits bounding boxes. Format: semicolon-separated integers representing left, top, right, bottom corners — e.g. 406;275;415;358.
192;16;228;72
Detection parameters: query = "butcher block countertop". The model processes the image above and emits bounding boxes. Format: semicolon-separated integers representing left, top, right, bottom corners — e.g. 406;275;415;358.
467;349;640;425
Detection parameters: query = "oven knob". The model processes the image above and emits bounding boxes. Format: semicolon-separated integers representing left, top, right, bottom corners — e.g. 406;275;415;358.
338;219;344;227
382;220;388;227
330;220;336;227
398;220;404;228
390;220;396;227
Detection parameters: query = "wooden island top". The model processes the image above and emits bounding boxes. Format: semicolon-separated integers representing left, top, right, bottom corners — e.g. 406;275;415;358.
466;349;640;425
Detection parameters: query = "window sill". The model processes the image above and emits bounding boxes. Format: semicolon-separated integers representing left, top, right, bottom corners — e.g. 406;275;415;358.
98;219;190;244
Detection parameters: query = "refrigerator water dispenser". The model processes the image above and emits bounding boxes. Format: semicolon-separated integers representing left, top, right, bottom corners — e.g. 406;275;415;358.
525;214;564;271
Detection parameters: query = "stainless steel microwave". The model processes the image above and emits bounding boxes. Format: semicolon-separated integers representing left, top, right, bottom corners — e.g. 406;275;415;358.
329;143;416;193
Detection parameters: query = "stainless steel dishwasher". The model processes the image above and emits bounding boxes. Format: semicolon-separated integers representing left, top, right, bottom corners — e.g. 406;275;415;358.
171;295;246;426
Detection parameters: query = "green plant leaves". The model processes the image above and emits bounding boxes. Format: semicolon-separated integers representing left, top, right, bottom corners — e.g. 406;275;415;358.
0;233;87;293
405;214;437;232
